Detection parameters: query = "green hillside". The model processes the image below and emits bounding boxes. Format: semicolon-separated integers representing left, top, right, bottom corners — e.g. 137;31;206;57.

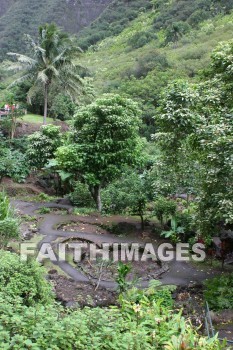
78;0;152;50
79;2;233;136
0;0;113;60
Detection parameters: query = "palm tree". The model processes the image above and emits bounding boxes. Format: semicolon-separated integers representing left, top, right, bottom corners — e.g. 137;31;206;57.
7;23;83;124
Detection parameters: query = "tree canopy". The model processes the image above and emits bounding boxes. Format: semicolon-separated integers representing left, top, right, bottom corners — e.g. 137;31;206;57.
56;94;143;210
153;41;233;237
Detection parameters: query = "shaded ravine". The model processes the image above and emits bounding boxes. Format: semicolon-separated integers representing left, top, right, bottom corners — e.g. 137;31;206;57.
12;200;217;290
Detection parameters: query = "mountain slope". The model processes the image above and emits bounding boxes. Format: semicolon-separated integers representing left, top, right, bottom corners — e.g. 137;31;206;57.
0;0;112;60
77;0;152;50
79;2;233;137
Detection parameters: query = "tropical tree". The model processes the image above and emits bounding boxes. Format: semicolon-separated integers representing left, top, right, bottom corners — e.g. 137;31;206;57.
7;23;83;124
102;170;151;229
55;94;143;211
154;74;233;237
26;124;62;169
0;90;24;139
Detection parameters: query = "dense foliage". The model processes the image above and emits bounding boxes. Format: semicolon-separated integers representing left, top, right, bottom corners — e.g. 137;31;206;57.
69;181;95;208
0;146;29;182
56;94;143;210
0;3;233;348
0;251;53;306
102;170;151;228
0;270;225;349
152;40;233;238
153;0;233;32
204;274;233;310
0;192;20;247
78;0;152;50
26;124;62;169
77;0;233;139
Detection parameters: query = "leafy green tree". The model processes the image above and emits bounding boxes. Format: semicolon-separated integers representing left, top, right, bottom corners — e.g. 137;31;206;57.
56;94;142;211
153;196;177;227
209;39;233;109
102;171;150;229
154;70;233;236
0;90;24;139
27;124;62;169
7;23;82;124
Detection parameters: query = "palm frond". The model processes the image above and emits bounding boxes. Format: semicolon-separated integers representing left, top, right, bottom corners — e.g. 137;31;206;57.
8;73;34;88
7;52;37;66
37;70;49;84
5;63;24;72
47;65;59;77
52;49;67;65
27;84;41;104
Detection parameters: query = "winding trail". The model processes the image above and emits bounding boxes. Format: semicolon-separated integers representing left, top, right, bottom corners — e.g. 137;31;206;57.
12;200;218;290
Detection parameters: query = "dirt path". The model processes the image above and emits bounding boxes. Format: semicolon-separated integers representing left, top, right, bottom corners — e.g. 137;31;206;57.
12;200;220;290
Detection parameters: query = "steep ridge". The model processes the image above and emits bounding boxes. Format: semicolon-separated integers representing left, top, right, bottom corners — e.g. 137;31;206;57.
0;0;113;60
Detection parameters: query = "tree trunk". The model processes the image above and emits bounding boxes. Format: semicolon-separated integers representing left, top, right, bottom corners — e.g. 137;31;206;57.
186;193;190;210
140;214;144;230
43;84;48;125
10;114;16;140
92;185;102;212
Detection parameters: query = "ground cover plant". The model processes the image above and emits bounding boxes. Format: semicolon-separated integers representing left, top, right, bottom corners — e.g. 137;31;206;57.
0;252;226;349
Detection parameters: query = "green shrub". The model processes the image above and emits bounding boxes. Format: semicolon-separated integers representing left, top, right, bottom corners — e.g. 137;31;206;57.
0;191;20;247
37;207;51;214
153;197;177;226
124;51;169;79
0;250;54;306
187;9;210;26
69;181;95;207
0;148;29;183
116;262;132;293
102;182;129;214
0;281;225;349
128;30;157;49
120;280;175;309
204;274;233;310
0;218;19;245
27;125;61;169
165;21;191;45
175;211;195;237
37;192;53;201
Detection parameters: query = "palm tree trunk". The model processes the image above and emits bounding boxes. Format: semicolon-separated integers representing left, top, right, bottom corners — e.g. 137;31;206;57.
43;84;48;125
